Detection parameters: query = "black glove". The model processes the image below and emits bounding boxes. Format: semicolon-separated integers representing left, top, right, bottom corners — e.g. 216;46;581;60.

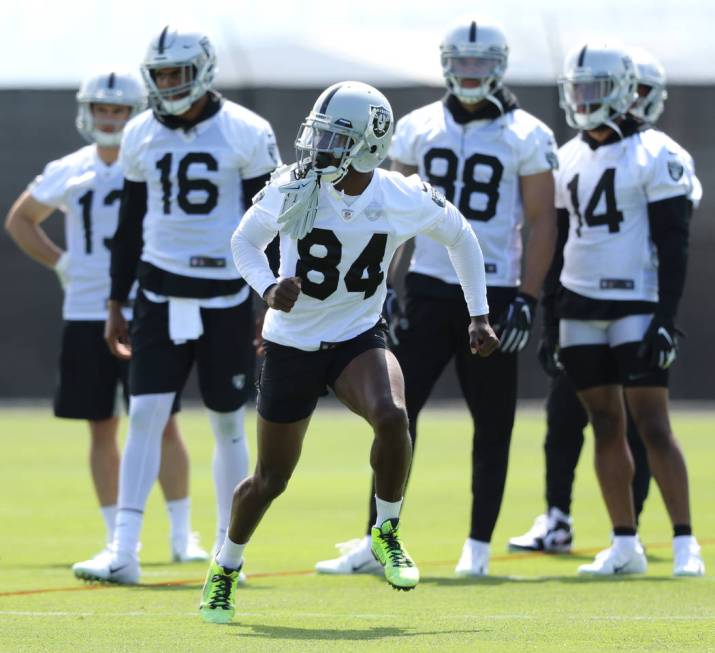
382;287;408;347
637;315;684;370
497;292;537;354
537;322;563;377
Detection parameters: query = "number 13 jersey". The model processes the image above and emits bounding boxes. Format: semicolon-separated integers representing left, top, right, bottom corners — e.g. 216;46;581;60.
390;101;557;287
556;128;699;303
30;144;126;320
120;99;279;280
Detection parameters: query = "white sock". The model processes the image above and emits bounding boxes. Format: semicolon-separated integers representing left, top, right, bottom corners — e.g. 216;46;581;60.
100;504;117;545
216;534;246;570
612;535;638;553
374;495;403;527
209;408;250;551
166;497;191;547
113;392;175;558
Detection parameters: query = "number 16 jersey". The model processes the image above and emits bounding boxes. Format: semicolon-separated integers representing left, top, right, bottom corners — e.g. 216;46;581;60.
120;98;279;281
390;101;557;287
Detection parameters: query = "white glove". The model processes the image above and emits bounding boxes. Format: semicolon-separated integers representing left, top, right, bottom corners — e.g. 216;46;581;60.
53;251;70;289
277;167;321;240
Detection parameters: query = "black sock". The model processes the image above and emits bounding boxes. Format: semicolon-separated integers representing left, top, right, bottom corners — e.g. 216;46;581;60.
613;526;637;536
673;524;692;537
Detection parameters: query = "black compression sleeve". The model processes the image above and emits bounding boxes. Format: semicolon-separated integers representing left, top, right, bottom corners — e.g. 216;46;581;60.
109;180;147;302
540;208;570;329
241;173;271;211
648;194;690;319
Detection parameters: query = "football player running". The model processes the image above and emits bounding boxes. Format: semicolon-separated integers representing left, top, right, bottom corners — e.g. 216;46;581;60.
550;43;704;576
315;17;557;577
508;47;702;555
5;71;206;564
72;27;281;585
198;81;499;623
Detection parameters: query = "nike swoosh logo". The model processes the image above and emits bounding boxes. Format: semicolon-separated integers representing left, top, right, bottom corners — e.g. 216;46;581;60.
613;564;627;574
109;564;128;574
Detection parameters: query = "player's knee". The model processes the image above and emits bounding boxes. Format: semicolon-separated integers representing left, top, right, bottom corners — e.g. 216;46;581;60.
256;468;291;501
637;418;673;453
370;402;409;437
588;408;622;442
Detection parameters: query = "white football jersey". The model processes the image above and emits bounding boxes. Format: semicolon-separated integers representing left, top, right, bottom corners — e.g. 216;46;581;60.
556;129;699;303
30;145;129;320
390;102;557;287
246;169;479;350
120;100;280;280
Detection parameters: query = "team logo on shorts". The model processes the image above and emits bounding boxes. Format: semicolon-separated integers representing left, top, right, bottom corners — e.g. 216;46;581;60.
370;105;391;138
668;159;684;181
232;374;246;390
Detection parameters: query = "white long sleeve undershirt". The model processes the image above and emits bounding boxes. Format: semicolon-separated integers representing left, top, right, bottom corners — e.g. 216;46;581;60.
423;203;489;317
230;209;278;299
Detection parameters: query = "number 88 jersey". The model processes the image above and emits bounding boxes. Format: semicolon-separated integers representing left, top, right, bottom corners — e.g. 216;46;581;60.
390;101;557;287
556;129;698;303
120;99;279;280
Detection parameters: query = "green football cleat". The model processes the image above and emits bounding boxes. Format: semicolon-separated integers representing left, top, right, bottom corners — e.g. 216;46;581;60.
199;560;240;624
371;518;420;591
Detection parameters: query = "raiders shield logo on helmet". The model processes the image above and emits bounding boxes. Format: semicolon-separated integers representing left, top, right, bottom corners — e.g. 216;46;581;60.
370;105;391;138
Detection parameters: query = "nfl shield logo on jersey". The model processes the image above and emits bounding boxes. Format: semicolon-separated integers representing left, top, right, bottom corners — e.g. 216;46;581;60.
668;159;684;181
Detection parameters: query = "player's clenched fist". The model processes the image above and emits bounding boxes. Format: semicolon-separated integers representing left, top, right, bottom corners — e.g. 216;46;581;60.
264;277;302;312
468;315;500;357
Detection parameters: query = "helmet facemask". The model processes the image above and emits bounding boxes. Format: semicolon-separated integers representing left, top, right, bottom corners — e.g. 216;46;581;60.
442;51;506;104
294;113;363;184
142;63;206;116
559;71;636;131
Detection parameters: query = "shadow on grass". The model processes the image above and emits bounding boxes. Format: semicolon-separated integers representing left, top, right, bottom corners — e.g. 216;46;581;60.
420;574;678;586
231;624;482;641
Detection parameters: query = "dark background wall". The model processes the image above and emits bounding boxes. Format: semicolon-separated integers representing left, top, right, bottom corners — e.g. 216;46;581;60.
1;85;712;400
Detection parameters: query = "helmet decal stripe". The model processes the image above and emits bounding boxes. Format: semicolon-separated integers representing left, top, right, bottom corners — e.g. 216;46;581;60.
107;72;115;89
158;25;169;54
469;21;477;43
319;84;342;115
577;45;587;67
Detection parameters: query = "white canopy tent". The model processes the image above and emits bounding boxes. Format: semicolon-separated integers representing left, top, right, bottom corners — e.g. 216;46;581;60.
2;0;713;87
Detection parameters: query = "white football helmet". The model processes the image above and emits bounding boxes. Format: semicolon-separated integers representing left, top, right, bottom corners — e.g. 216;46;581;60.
440;17;509;105
141;26;216;116
629;47;667;124
559;43;638;131
76;72;145;147
295;81;394;184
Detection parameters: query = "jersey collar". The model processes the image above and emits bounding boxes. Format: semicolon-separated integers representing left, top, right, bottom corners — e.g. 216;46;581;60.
443;87;519;125
323;170;379;219
154;91;223;132
580;117;643;150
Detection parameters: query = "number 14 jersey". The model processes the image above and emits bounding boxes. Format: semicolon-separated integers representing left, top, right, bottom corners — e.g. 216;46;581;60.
390;101;557;287
556;129;699;303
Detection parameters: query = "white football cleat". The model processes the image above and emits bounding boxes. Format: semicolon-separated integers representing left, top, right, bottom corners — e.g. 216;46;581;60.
315;536;382;574
172;531;209;563
673;535;705;577
455;539;490;577
577;540;647;576
72;553;140;584
508;508;573;553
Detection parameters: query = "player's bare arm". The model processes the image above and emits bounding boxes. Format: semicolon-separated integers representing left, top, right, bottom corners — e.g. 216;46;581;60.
519;170;557;299
4;191;62;268
104;300;131;360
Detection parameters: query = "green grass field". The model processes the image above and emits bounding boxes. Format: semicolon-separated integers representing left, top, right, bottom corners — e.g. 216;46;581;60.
0;406;713;652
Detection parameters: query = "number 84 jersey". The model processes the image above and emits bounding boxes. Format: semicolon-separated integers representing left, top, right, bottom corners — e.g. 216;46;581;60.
390;101;557;287
556;129;699;303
